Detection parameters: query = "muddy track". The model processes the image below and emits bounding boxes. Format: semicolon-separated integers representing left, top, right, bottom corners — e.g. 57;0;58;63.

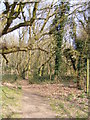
22;86;57;118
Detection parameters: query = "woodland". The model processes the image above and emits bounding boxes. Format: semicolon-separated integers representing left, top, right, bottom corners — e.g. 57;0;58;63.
0;0;89;118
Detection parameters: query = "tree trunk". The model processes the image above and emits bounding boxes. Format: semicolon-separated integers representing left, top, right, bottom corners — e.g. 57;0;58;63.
87;58;89;94
77;70;82;89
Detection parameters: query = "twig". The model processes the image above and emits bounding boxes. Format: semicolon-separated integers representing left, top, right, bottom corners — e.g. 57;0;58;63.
2;89;14;99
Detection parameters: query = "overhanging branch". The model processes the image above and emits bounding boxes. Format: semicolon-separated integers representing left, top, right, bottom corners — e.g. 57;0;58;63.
0;46;49;54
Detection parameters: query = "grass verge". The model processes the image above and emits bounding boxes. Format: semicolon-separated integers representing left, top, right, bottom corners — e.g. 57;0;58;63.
0;86;22;118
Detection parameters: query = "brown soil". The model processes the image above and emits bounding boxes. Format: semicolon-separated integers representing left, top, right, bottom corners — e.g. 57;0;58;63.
20;80;57;118
19;80;88;118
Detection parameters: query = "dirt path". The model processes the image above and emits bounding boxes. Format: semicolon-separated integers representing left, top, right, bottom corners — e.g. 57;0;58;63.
21;81;57;118
2;80;88;118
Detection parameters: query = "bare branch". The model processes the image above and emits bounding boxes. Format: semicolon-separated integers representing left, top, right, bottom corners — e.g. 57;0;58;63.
38;52;55;70
0;46;49;54
2;54;9;64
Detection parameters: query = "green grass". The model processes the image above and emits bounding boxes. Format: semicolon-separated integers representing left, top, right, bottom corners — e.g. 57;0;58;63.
78;92;86;98
0;86;22;118
50;99;71;118
67;93;74;101
50;98;88;118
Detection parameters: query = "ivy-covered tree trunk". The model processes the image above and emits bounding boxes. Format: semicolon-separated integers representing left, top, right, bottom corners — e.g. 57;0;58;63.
52;1;70;79
77;55;82;89
54;34;62;77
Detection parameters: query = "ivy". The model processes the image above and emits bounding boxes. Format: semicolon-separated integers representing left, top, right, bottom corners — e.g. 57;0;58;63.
51;1;70;77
